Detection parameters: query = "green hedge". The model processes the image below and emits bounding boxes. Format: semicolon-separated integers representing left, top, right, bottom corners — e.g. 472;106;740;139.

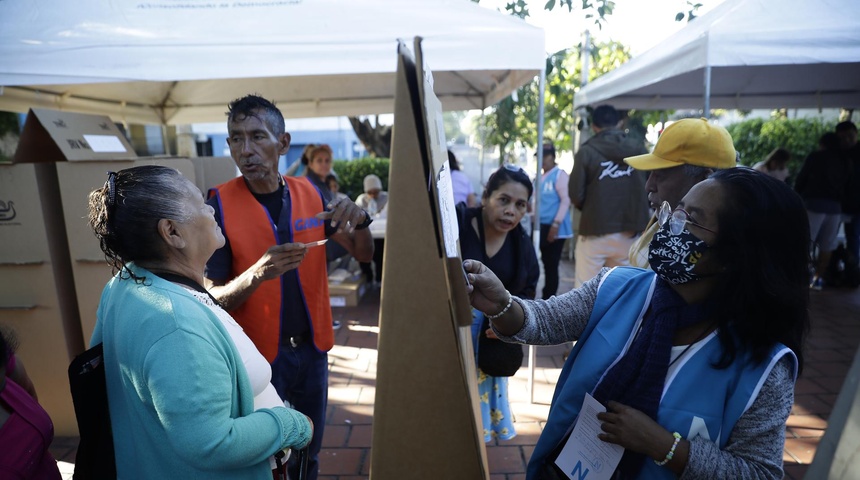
726;117;837;182
332;157;391;200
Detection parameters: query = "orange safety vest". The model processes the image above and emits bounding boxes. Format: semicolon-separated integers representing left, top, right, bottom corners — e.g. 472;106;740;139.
209;176;333;361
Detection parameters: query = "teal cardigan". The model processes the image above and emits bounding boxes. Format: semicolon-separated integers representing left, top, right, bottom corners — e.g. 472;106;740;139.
91;264;311;479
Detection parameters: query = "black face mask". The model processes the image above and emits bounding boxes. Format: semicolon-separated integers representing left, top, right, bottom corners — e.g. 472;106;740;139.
648;223;711;285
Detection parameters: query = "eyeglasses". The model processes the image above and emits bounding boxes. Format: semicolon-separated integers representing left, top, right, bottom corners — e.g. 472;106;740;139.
657;201;717;236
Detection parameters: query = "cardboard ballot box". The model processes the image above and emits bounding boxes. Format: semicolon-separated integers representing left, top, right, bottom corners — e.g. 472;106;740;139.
9;108;198;435
0;162;82;435
191;156;239;193
328;274;367;307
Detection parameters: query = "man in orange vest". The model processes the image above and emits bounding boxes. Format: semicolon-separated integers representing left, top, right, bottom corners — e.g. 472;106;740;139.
205;94;373;480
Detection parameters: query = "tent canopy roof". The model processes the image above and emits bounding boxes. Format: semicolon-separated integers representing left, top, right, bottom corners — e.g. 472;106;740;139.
574;0;860;110
0;0;545;124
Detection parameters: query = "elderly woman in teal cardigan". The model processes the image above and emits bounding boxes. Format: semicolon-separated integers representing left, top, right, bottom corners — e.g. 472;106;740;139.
87;165;312;479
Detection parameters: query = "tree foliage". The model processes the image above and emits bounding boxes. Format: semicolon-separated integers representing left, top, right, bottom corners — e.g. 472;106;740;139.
726;117;837;182
487;0;616;26
475;40;632;160
332;157;391;200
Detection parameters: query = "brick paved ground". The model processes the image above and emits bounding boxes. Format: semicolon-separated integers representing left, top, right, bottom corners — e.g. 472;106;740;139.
50;258;860;479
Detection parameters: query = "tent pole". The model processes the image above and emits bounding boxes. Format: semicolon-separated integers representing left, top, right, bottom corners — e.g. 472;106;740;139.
703;65;712;119
479;109;486;188
529;59;547;405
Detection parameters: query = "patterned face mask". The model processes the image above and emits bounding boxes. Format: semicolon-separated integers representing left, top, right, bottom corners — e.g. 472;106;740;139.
648;222;711;285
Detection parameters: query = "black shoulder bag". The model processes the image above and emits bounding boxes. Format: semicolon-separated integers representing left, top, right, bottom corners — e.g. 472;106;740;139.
474;214;524;377
68;343;116;479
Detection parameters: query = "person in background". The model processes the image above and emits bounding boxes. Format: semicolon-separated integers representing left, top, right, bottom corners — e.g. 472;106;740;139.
752;147;791;182
304;144;336;202
88;166;312;479
537;142;573;299
837;121;860;266
355;174;388;285
625;118;737;269
0;327;62;479
466;168;809;480
448;149;478;208
459;165;539;443
570;105;649;288
325;174;349;202
795;132;849;290
206;95;373;480
285;143;315;177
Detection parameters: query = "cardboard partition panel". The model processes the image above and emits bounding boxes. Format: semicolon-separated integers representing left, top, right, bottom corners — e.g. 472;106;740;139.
13;108;137;164
191;156;239;194
804;346;860;479
371;39;487;479
0;163;80;435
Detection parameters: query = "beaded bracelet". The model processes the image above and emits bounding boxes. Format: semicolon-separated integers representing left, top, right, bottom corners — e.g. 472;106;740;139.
655;432;682;466
485;291;512;320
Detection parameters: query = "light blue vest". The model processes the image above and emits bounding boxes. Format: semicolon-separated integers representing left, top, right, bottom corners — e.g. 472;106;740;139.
527;267;797;479
540;167;573;238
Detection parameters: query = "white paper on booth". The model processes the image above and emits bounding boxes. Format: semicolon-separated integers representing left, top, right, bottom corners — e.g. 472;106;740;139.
435;159;459;258
554;393;624;480
83;134;128;153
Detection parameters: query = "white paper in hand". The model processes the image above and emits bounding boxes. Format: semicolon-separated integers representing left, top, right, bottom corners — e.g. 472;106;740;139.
554;393;624;480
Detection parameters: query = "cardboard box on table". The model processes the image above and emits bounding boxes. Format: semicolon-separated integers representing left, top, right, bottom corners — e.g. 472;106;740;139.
371;39;487;479
0;162;83;435
329;274;368;308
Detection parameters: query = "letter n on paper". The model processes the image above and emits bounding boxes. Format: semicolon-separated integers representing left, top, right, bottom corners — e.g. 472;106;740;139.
571;460;590;480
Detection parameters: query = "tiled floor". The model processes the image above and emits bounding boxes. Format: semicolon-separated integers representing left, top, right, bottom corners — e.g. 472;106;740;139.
50;258;860;479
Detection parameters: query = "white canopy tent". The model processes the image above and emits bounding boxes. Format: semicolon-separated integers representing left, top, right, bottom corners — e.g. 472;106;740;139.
0;0;545;124
573;0;860;111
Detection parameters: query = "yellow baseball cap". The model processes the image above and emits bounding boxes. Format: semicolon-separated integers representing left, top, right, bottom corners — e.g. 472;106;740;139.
624;118;737;170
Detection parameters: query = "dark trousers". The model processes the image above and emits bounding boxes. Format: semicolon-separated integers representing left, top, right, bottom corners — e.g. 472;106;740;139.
845;215;860;264
270;341;328;480
359;238;385;282
539;223;566;299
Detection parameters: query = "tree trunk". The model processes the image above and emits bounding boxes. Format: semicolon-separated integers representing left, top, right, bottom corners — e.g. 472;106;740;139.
348;116;392;158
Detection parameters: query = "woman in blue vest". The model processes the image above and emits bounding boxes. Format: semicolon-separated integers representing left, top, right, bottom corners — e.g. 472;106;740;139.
465;168;809;479
459;165;540;443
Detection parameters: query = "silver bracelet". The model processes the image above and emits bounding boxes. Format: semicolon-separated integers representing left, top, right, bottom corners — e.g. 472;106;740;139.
485;291;512;320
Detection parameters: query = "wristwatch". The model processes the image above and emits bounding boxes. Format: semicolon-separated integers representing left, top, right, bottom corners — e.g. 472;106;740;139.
354;210;373;230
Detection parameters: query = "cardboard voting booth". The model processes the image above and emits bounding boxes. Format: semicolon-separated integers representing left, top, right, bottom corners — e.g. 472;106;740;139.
805;346;860;478
371;39;486;479
190;156;240;194
6;109;198;434
0;162;82;435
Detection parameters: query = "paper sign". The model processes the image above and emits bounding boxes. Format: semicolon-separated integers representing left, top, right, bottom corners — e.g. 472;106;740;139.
435;159;459;258
83;134;128;153
554;393;624;480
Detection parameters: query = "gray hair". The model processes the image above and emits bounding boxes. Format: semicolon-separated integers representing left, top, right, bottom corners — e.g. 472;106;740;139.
87;165;194;281
682;164;715;181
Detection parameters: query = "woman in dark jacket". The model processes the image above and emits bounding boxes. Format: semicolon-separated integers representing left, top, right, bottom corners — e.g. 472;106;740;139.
459;165;539;442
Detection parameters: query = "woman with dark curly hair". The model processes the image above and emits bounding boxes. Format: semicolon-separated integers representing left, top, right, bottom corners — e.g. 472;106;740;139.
466;168;810;479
